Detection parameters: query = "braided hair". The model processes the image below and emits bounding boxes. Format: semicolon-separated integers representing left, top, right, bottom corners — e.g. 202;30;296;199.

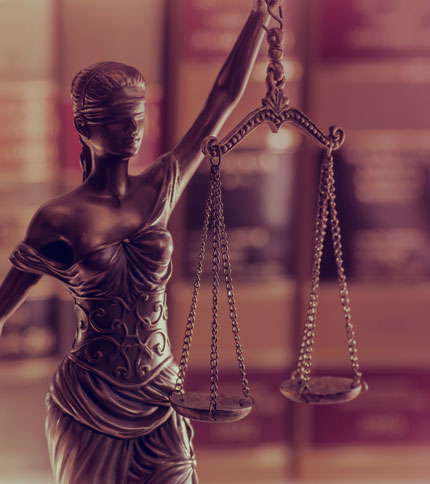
71;61;146;181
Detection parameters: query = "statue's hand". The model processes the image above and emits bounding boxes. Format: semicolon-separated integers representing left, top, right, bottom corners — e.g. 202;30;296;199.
253;0;280;12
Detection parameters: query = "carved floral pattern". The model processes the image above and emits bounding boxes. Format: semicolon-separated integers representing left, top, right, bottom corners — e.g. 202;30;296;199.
70;292;171;384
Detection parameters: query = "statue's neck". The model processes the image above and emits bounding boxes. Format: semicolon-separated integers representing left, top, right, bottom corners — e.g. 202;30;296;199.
86;155;131;205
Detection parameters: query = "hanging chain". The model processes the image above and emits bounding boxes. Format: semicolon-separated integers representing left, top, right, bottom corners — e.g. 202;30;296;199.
175;0;284;406
326;153;363;386
216;164;250;399
209;150;251;414
174;149;250;410
209;160;222;415
173;169;215;395
294;151;330;386
294;147;363;388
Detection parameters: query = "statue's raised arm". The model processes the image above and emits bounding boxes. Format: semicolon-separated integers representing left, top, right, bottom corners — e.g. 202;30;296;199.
173;0;271;195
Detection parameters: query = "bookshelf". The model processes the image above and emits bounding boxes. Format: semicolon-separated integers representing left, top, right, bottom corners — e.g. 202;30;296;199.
290;1;430;482
0;0;428;482
0;0;168;481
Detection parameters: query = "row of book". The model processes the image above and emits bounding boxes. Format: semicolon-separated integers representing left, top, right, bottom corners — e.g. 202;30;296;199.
0;1;167;480
294;2;430;480
0;0;428;482
0;0;58;361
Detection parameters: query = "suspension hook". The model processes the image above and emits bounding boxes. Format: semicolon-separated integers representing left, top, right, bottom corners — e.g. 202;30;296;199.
264;0;283;30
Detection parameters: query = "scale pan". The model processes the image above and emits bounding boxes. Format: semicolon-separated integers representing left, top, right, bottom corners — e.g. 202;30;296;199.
170;392;253;423
280;376;367;405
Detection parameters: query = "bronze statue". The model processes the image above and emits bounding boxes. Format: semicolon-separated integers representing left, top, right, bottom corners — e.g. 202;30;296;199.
0;2;272;483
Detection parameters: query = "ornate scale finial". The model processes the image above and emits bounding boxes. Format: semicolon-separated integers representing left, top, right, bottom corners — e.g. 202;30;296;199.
202;0;345;158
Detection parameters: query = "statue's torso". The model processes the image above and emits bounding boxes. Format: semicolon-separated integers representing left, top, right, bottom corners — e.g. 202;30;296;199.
10;154;179;390
70;291;172;387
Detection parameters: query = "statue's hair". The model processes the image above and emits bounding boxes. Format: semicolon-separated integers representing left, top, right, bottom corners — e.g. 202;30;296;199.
71;61;146;181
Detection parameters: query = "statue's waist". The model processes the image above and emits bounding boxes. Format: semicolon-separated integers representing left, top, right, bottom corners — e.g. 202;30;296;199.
69;292;173;387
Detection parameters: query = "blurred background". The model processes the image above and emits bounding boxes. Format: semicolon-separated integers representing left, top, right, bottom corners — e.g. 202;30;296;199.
0;0;429;483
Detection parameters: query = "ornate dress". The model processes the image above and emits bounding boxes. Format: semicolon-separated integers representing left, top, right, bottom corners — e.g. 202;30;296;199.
10;154;197;484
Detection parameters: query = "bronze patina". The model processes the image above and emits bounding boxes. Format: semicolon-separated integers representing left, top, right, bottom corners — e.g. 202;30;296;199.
0;0;367;482
0;2;274;483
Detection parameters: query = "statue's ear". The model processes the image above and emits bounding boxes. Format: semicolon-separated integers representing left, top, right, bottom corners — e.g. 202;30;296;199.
74;115;90;139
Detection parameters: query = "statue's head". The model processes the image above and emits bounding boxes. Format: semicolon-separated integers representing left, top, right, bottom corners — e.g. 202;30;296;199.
71;61;146;180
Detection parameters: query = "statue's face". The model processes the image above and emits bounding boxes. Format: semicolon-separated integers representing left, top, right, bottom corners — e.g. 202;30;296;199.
86;85;146;158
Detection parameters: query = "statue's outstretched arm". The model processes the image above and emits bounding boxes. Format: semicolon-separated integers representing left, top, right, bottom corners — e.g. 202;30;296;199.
173;0;271;194
0;268;41;333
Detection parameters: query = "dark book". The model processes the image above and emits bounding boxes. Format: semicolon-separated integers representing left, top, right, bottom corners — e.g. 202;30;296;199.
308;0;430;281
183;148;297;282
296;369;430;481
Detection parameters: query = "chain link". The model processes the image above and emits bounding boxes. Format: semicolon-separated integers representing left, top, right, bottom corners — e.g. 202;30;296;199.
294;153;330;385
216;168;250;399
174;152;250;408
173;168;214;395
294;148;363;388
262;0;288;107
326;154;363;385
210;164;222;413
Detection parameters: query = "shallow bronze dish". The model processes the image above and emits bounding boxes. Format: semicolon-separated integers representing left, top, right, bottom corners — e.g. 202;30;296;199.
280;376;367;405
170;392;254;422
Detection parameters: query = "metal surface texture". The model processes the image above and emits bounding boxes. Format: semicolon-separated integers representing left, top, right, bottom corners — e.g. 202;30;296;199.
201;2;345;158
279;376;367;405
171;392;254;423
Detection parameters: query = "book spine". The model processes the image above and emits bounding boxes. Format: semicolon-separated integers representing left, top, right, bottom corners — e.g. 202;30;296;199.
306;0;430;371
0;0;59;361
183;149;298;282
311;370;430;447
299;369;430;481
310;0;430;282
293;1;430;480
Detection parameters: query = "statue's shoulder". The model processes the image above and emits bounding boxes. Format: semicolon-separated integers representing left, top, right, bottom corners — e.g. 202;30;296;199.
24;189;83;250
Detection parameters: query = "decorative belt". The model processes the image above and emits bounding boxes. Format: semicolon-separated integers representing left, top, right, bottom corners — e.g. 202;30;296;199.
69;292;173;387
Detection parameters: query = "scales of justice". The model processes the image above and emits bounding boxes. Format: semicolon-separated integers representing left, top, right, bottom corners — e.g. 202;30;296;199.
171;1;367;421
0;0;367;482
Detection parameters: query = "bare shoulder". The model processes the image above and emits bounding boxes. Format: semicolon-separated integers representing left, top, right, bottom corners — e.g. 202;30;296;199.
24;190;82;250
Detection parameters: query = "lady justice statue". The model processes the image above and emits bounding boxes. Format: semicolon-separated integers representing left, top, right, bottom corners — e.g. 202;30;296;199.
0;1;275;483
